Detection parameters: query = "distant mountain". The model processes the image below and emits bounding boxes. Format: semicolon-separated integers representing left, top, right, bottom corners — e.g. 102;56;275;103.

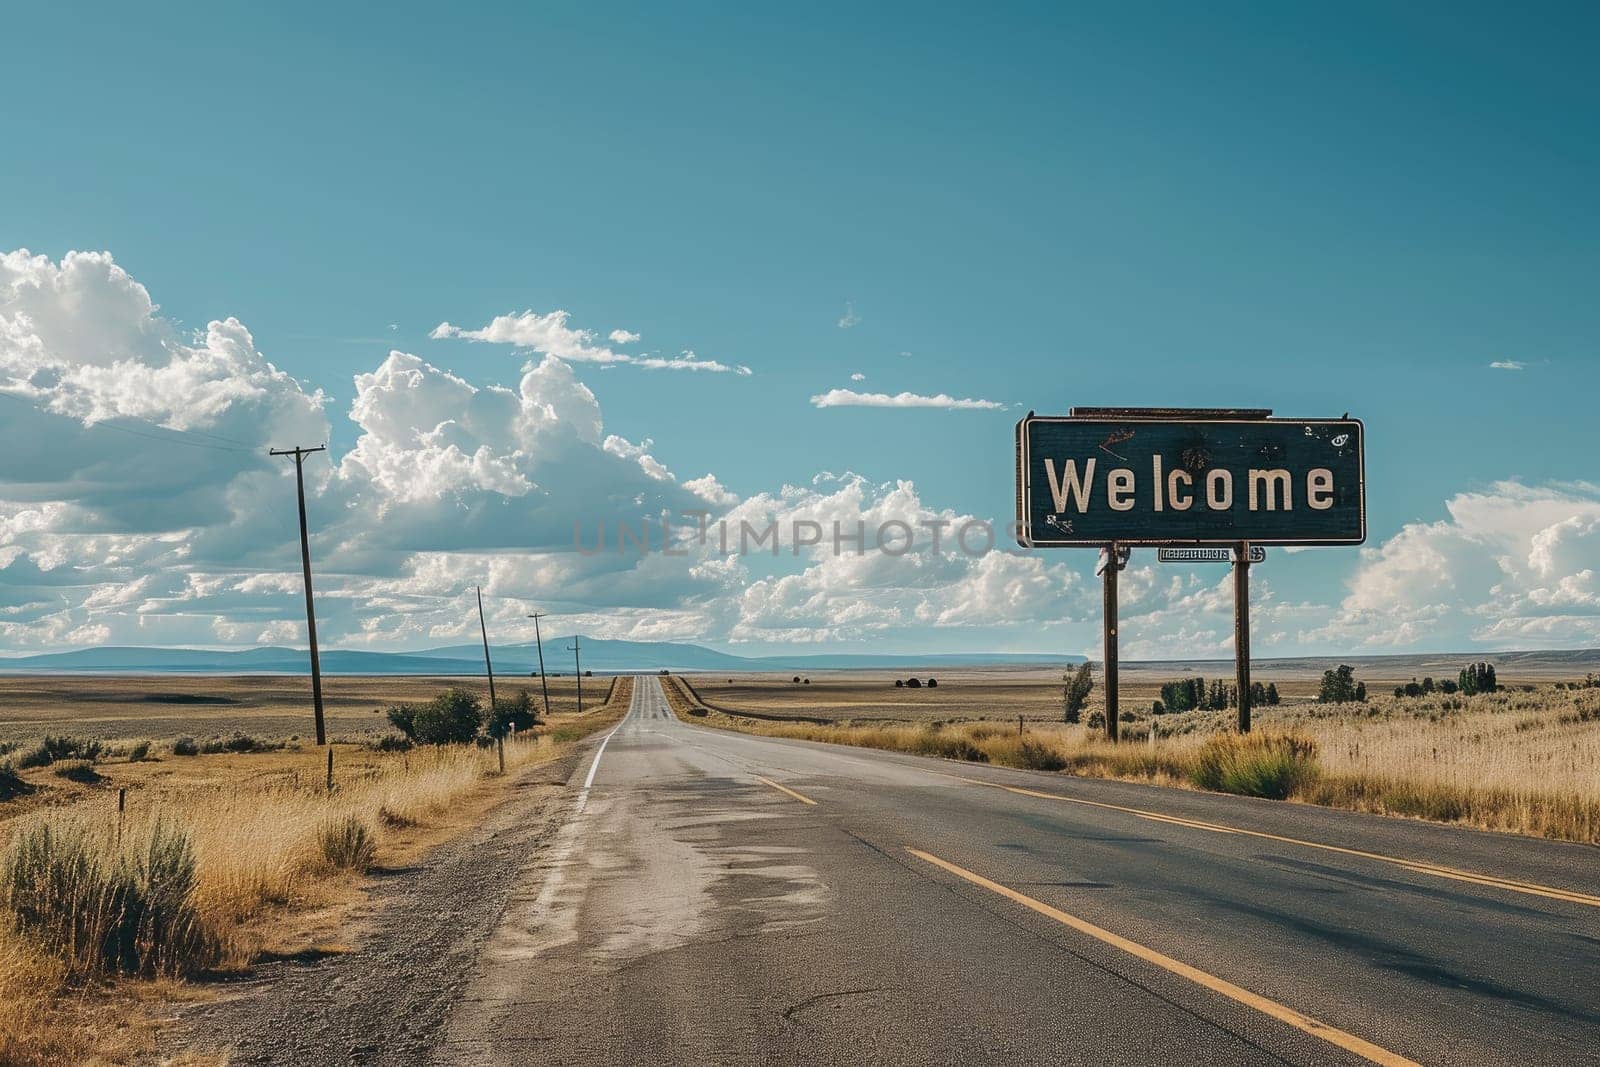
0;638;1080;675
0;645;487;674
10;639;1590;678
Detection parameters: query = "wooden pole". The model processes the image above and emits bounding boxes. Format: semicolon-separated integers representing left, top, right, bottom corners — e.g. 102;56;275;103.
1104;543;1119;743
1235;541;1252;734
270;445;328;746
477;586;498;713
570;637;583;714
326;746;334;792
529;612;552;721
497;736;505;775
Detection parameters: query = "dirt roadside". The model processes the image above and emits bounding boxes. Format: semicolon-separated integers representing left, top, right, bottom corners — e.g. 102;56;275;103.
155;746;592;1065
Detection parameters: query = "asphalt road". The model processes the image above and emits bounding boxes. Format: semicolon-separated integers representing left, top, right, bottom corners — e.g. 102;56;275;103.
434;677;1600;1066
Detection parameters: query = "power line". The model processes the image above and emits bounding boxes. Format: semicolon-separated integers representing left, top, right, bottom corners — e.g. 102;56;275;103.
0;390;259;454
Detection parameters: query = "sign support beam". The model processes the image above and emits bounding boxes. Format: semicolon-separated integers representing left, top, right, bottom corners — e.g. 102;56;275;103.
1234;541;1251;734
1103;541;1119;743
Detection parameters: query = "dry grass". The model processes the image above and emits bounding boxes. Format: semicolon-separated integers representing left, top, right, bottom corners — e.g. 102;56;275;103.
0;674;634;1063
0;673;604;746
0;927;90;1066
666;675;1600;843
684;670;1312;724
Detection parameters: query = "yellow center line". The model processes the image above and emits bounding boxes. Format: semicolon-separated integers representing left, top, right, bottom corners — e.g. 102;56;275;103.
755;775;817;806
943;773;1600;909
907;847;1419;1067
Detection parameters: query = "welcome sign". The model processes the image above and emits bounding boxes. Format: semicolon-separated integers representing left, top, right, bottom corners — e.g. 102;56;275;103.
1016;412;1365;547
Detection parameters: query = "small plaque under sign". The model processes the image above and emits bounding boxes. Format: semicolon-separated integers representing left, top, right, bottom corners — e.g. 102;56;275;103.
1158;546;1266;564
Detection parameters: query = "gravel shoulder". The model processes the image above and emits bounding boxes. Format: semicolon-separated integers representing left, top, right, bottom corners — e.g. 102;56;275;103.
157;747;590;1066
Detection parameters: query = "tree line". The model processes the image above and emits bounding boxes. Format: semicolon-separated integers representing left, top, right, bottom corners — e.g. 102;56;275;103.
1154;677;1281;715
1392;662;1498;699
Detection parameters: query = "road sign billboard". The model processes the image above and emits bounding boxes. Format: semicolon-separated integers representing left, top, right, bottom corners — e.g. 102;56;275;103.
1016;414;1364;547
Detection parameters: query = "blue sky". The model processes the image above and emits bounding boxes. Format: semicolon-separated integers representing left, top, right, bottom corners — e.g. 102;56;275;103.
2;3;1597;657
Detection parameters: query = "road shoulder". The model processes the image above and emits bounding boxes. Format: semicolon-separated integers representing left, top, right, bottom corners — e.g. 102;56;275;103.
156;746;596;1065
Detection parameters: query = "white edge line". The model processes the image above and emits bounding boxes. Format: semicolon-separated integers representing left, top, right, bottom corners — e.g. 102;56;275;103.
574;693;635;812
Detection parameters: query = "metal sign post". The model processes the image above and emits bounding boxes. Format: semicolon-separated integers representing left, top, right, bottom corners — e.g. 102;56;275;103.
1235;541;1251;734
1103;542;1119;742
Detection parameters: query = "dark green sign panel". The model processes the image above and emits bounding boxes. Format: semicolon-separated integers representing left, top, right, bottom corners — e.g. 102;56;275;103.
1016;415;1365;547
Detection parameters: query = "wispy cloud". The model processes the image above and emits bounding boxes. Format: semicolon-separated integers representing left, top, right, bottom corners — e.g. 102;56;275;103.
634;350;752;375
1490;360;1527;371
432;311;748;374
837;301;860;329
810;388;1004;411
850;372;866;381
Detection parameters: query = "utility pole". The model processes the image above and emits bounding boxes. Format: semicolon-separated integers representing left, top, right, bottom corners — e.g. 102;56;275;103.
527;611;552;721
476;585;497;712
1234;542;1252;734
568;636;583;714
270;445;328;746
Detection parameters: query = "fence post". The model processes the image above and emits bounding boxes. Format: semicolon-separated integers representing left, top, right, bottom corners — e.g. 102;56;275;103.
497;736;505;775
117;787;126;845
326;747;334;792
1018;715;1024;737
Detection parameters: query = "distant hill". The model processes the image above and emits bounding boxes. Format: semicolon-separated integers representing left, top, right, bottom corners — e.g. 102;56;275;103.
0;638;1081;675
3;640;1593;678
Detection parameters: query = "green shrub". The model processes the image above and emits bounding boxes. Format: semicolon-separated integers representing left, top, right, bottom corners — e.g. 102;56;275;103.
0;761;33;801
993;737;1068;772
21;736;106;766
370;733;412;753
1189;733;1319;800
909;727;988;763
385;704;415;738
14;742;52;769
127;741;152;763
317;816;376;872
549;725;585;743
171;736;199;757
1;816;217;978
200;732;266;754
399;688;483;745
51;760;101;784
485;689;540;739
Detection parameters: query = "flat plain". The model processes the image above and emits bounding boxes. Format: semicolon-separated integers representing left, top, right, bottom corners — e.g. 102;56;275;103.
0;673;602;746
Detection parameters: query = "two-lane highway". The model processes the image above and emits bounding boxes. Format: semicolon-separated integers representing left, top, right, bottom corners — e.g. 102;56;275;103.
435;677;1600;1065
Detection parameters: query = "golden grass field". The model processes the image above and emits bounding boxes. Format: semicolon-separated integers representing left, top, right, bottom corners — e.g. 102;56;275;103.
0;675;632;1066
0;673;605;746
670;670;1600;845
684;668;1321;723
